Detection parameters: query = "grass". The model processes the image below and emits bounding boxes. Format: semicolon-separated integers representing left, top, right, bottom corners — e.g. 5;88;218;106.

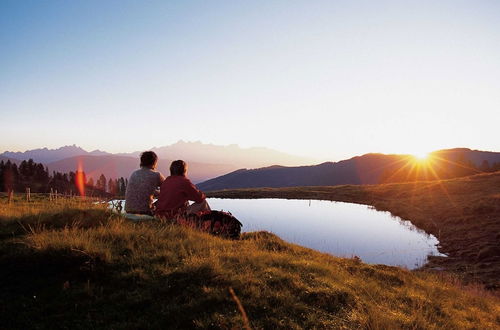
207;171;500;290
1;198;499;329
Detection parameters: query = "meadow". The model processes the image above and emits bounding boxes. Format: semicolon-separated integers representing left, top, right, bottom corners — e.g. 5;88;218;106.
208;171;500;290
0;195;499;329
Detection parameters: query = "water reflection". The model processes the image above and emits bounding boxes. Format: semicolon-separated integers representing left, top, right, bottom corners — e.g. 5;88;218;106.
207;198;445;269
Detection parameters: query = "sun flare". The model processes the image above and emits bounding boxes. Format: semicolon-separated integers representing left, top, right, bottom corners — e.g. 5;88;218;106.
412;151;430;161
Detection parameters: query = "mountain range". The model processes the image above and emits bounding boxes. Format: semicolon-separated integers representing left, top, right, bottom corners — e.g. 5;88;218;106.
0;145;110;164
45;155;237;184
0;141;315;183
197;148;500;191
3;144;498;188
118;141;317;168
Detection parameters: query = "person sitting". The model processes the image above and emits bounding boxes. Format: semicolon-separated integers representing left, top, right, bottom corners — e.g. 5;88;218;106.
155;160;211;219
125;151;165;215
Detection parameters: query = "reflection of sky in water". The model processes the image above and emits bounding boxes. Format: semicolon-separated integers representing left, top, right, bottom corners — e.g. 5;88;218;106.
207;198;445;269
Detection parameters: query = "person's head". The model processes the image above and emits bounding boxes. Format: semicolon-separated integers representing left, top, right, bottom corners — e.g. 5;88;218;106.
170;160;187;176
140;151;158;169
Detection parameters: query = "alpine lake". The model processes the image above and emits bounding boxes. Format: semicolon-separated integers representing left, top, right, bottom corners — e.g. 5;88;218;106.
112;198;446;269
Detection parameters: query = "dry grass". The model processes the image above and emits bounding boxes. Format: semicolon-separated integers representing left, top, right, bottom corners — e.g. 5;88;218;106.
207;171;500;290
0;199;499;329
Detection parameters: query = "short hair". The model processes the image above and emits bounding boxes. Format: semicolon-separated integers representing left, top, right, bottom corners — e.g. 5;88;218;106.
170;160;187;176
140;151;158;167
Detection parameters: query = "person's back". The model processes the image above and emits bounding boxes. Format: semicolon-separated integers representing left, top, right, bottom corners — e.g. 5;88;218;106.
156;160;210;218
125;151;164;215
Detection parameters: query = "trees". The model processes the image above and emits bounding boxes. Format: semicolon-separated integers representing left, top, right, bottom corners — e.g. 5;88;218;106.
0;157;132;197
0;160;19;192
108;178;116;195
96;174;107;192
118;177;127;196
0;159;121;198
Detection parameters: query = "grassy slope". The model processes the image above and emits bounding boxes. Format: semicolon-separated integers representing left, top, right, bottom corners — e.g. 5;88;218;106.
207;171;500;290
0;200;499;329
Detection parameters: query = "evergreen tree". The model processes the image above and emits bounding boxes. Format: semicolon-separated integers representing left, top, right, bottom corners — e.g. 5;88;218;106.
97;174;107;192
118;177;127;196
108;178;116;195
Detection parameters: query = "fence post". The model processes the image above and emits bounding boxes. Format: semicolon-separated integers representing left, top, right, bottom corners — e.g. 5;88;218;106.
49;188;53;201
26;187;31;202
8;189;13;204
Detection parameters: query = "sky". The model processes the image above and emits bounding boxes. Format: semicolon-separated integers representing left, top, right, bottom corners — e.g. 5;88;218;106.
1;0;499;161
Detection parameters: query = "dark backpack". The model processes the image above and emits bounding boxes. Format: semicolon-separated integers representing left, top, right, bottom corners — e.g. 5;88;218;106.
176;210;243;239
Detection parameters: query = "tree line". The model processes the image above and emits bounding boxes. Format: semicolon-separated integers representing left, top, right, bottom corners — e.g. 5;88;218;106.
0;159;128;197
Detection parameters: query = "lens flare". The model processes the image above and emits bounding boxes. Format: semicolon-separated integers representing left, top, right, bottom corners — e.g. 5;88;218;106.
76;160;85;197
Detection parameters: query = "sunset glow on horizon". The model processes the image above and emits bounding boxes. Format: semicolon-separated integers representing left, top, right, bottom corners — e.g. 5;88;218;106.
1;1;499;160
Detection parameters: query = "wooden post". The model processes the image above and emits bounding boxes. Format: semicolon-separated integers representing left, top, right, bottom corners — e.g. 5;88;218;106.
8;189;13;204
49;188;54;201
26;187;31;202
55;190;58;202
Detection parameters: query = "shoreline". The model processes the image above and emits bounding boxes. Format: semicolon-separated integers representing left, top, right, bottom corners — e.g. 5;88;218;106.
206;171;500;290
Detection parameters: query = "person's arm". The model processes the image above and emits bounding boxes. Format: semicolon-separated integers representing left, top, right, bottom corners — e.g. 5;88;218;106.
184;179;206;203
153;173;165;197
153;188;161;198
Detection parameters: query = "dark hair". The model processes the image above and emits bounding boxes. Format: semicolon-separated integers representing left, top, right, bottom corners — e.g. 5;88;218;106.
170;160;187;176
140;151;158;168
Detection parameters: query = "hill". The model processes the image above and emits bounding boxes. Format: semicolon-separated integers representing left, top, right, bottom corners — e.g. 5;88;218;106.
47;155;238;184
0;199;498;328
198;148;500;191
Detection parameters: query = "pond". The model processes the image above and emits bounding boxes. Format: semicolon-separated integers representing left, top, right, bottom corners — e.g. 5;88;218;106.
207;198;445;269
112;198;445;269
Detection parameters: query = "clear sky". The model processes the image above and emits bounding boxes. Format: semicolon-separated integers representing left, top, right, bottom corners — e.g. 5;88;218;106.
1;0;499;161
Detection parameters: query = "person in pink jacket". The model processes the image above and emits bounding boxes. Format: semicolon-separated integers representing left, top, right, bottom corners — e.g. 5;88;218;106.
155;160;210;218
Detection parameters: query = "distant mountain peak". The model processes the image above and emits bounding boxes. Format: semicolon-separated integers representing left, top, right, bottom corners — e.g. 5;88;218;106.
143;141;317;168
1;140;316;169
0;145;109;164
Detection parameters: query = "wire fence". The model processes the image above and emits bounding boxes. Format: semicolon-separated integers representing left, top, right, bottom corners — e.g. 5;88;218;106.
1;188;122;205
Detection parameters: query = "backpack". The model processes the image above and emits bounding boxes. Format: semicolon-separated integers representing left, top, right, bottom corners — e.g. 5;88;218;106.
176;210;243;239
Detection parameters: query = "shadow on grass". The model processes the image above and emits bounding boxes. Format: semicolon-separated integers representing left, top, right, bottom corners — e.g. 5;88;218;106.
0;208;117;240
0;241;240;329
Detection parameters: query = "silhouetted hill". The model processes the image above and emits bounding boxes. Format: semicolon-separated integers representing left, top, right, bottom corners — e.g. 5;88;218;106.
47;155;238;184
0;156;21;165
198;149;500;191
432;148;500;167
0;145;110;163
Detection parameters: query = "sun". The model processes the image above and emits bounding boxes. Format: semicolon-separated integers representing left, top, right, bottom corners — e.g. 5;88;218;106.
412;151;430;161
